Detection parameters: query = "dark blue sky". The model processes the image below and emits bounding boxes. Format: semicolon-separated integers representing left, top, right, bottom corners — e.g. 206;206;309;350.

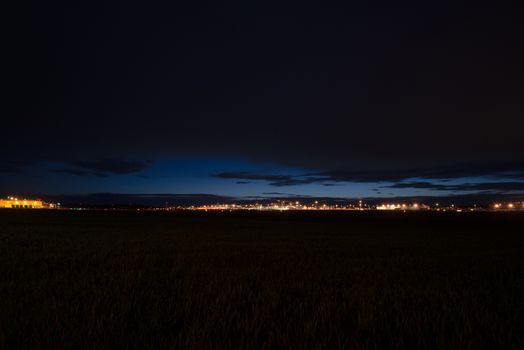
5;1;524;203
2;157;523;202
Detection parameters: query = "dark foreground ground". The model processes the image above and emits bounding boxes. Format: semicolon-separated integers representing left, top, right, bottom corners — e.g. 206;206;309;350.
1;210;523;349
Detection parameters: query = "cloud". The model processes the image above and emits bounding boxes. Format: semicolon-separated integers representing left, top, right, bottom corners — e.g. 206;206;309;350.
54;159;151;177
385;181;524;193
69;159;152;175
214;171;327;186
308;161;524;183
54;168;108;177
215;161;524;188
262;192;311;197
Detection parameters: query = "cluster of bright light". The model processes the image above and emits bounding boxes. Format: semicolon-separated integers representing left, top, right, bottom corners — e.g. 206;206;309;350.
186;201;368;211
156;200;524;212
1;196;56;209
493;203;520;209
376;203;419;210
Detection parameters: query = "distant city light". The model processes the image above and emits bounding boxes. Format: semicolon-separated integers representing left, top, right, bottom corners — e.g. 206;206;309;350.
0;196;57;209
2;196;522;212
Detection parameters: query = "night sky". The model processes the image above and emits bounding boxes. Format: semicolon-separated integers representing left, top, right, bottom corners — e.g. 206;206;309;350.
5;1;524;204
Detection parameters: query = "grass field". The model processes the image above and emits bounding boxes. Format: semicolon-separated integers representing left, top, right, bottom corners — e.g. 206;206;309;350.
1;210;523;349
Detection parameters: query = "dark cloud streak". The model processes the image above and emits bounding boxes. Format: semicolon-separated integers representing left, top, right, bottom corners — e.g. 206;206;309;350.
53;159;151;177
386;181;524;193
214;172;326;187
215;160;524;188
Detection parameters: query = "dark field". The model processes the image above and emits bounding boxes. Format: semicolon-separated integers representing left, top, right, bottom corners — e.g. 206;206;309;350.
1;210;524;349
